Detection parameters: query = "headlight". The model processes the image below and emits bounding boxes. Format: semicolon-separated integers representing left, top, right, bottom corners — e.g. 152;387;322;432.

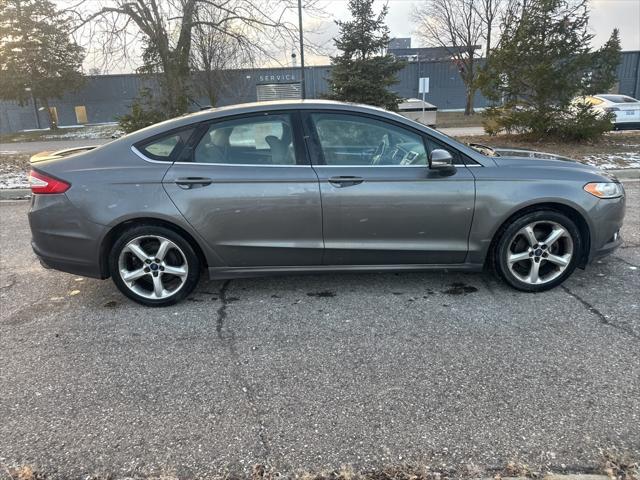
583;182;624;199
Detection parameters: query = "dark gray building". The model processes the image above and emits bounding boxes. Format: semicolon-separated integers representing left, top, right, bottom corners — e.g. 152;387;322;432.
2;51;639;134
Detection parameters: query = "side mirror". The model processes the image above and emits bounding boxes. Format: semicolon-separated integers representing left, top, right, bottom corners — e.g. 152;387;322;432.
429;149;454;169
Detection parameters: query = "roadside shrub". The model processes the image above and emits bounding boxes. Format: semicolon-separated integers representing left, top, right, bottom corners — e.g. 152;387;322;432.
117;102;166;134
555;101;615;141
482;102;613;141
117;88;168;133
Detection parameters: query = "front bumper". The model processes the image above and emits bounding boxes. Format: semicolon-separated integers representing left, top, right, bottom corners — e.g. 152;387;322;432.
590;230;623;261
586;193;626;263
29;193;107;279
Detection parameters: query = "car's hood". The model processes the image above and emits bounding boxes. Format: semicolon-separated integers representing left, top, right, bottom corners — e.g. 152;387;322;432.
491;148;617;179
493;148;575;162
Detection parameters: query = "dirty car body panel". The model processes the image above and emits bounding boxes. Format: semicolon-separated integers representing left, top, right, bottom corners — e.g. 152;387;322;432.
28;100;625;300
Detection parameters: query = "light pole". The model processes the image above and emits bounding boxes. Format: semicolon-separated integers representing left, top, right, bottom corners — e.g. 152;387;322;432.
25;87;41;129
297;0;306;99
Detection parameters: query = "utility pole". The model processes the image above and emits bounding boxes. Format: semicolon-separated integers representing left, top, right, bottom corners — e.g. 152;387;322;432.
26;87;41;129
297;0;306;99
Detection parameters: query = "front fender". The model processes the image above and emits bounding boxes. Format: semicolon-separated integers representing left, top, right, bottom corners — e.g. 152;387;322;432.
467;177;599;265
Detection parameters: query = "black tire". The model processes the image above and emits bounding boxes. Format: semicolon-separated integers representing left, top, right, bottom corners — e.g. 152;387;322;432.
493;210;582;292
109;225;200;307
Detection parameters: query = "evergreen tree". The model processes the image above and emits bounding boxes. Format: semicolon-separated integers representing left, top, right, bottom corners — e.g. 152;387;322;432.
0;0;85;129
325;0;405;110
585;28;622;95
480;0;616;140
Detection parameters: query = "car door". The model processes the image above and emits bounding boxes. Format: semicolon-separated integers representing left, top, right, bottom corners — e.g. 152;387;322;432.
160;111;324;267
303;111;475;265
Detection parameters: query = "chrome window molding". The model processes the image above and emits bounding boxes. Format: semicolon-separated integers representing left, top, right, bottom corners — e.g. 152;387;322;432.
132;146;482;168
173;161;309;167
311;164;482;168
130;145;173;164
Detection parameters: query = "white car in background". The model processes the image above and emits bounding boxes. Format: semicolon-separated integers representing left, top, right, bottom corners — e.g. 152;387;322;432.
582;94;640;130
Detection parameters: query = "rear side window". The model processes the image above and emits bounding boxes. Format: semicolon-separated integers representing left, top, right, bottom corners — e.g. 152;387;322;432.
137;128;194;161
193;114;298;165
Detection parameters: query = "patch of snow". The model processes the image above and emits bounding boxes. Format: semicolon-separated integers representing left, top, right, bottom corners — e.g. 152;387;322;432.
41;124;119;140
0;164;29;189
20;122;118;133
0;150;19;155
580;152;640;170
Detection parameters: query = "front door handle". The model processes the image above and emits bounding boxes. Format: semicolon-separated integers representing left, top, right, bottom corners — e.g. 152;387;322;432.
328;176;364;188
174;177;212;189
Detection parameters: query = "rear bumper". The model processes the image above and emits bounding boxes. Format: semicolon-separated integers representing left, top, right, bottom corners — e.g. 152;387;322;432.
29;194;107;279
33;244;104;278
613;121;640;130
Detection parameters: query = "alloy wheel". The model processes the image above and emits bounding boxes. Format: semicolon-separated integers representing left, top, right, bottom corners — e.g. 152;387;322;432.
117;235;189;300
505;221;574;285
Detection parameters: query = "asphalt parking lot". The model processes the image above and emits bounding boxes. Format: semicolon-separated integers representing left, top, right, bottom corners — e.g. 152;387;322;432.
1;182;639;479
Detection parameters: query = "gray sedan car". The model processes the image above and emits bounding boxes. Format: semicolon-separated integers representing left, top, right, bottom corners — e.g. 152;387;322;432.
28;100;625;306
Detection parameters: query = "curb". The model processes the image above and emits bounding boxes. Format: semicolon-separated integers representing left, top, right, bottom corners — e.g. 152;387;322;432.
610;168;640;180
488;477;611;480
0;188;30;200
487;476;610;480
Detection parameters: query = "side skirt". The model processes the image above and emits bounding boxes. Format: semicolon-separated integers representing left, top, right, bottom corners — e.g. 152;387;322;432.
208;263;485;280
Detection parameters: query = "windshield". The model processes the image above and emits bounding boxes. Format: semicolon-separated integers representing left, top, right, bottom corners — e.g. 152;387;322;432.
598;95;639;103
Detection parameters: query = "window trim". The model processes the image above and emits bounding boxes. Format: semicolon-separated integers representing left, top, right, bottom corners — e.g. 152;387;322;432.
176;110;311;167
301;110;478;168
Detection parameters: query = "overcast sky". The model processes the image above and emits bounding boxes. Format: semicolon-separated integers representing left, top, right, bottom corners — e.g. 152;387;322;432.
300;0;640;66
75;0;640;72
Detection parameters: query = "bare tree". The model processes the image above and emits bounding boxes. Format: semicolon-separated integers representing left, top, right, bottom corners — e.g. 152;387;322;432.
475;0;501;58
412;0;517;114
190;8;257;106
67;0;323;116
413;0;484;114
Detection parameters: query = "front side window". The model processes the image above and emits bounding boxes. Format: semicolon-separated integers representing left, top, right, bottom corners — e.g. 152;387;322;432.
194;114;297;165
310;113;428;166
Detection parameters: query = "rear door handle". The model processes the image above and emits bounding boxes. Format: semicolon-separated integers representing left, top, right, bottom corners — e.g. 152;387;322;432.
174;177;212;189
328;176;364;188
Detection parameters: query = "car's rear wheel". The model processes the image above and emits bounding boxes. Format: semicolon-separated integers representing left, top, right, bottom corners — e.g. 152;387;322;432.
109;226;200;306
494;210;582;292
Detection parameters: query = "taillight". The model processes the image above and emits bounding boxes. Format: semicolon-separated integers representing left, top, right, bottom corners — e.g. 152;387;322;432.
29;170;70;194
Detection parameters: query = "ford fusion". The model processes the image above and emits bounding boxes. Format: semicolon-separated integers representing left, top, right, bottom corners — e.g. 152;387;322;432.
28;100;625;306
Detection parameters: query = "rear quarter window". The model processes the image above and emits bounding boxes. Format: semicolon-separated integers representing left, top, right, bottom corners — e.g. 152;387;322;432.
136;128;195;161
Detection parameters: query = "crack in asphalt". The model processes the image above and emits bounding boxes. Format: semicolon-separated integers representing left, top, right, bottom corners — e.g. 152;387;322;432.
0;274;16;291
561;285;639;341
215;280;232;339
215;279;271;460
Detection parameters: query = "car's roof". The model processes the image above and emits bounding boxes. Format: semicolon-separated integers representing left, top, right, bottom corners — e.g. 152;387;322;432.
119;100;405;144
593;94;639;103
184;99;394;122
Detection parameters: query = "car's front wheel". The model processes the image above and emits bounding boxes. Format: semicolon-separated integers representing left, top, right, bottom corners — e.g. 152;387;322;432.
494;210;582;292
109;226;200;306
